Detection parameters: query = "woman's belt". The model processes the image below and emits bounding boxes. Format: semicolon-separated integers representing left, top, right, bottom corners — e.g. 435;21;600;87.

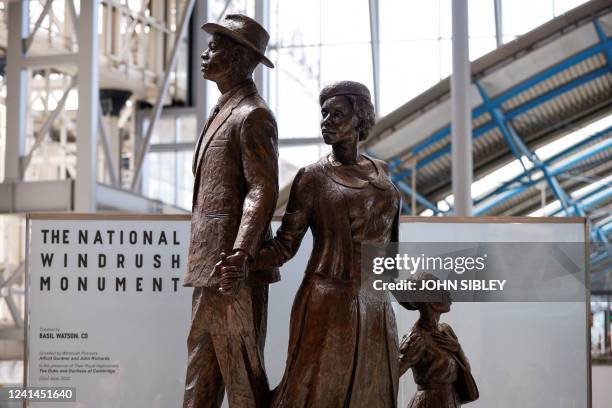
417;383;454;391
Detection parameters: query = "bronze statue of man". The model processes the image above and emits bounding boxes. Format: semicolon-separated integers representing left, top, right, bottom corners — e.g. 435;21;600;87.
182;14;279;408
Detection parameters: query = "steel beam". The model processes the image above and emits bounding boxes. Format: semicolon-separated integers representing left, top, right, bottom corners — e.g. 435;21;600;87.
474;136;611;215
24;0;54;53
451;0;472;216
594;19;612;72
368;0;381;116
20;53;80;68
393;178;445;215
75;0;100;212
602;220;612;236
67;0;79;46
130;0;196;191
23;76;78;172
278;137;325;146
494;0;503;47
0;267;23;328
98;109;119;186
192;0;209;131
474;126;611;206
4;1;29;182
254;0;270;102
216;0;233;21
388;33;612;171
97;184;189;214
559;186;612;216
0;328;24;341
392;63;611;173
472;80;600;215
595;215;612;231
0;180;73;213
149;142;195;153
476;82;531;175
0;264;25;290
367;150;442;215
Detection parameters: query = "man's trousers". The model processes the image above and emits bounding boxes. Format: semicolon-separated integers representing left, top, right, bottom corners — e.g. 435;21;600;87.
183;285;269;408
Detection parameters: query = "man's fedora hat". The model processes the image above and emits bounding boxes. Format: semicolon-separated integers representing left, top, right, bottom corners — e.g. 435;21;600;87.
202;14;274;68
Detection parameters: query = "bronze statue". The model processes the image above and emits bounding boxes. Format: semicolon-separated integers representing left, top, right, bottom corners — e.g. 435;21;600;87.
182;14;278;408
399;273;479;407
230;81;404;407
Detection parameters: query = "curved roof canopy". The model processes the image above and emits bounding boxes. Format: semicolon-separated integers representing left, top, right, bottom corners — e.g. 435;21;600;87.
363;0;612;221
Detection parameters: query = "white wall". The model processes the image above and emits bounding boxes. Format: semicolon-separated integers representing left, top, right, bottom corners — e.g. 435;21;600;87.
592;365;612;408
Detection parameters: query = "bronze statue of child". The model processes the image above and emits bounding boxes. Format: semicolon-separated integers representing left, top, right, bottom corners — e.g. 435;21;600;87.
400;272;479;407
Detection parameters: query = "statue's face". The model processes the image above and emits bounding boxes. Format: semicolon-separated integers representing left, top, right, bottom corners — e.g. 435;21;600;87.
201;33;233;82
431;290;452;313
431;300;451;313
420;287;452;314
320;96;359;145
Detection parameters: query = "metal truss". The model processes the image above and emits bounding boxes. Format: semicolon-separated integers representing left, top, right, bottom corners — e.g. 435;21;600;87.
380;14;612;221
130;0;196;191
474;127;612;210
368;0;380;116
0;263;25;332
474;81;582;216
470;19;612;247
4;0;99;211
1;0;198;213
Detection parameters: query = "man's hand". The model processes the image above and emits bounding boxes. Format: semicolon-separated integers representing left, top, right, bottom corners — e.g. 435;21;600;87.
212;250;249;297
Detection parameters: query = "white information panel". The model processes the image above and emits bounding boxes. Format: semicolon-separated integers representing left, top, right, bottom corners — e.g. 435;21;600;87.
26;215;192;407
26;216;589;407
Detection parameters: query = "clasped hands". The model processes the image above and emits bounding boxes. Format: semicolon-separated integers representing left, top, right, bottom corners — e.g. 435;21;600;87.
212;249;250;297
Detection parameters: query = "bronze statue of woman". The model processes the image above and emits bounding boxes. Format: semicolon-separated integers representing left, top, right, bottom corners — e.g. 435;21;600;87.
399;273;479;407
250;81;402;406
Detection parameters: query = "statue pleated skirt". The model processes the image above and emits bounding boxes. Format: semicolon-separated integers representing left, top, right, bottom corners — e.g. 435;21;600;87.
407;388;461;408
271;276;399;408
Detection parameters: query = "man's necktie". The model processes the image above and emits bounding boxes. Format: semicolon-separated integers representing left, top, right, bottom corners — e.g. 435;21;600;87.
203;104;221;133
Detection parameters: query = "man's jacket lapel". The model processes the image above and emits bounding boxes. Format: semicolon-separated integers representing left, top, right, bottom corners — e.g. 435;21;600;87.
193;82;258;176
191;126;206;175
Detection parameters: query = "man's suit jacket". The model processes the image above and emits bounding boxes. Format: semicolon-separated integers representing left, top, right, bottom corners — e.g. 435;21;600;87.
184;79;280;287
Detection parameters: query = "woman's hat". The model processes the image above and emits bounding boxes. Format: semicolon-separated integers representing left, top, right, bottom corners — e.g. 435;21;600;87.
319;81;372;105
202;14;274;68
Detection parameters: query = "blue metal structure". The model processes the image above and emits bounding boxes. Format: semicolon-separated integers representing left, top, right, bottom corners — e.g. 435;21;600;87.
381;16;612;213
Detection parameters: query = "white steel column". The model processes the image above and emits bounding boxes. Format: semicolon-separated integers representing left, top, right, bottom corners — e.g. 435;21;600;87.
4;1;29;182
254;0;270;102
75;0;100;212
368;0;381;116
192;0;209;129
130;0;196;191
451;0;473;216
150;0;166;81
494;0;503;47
